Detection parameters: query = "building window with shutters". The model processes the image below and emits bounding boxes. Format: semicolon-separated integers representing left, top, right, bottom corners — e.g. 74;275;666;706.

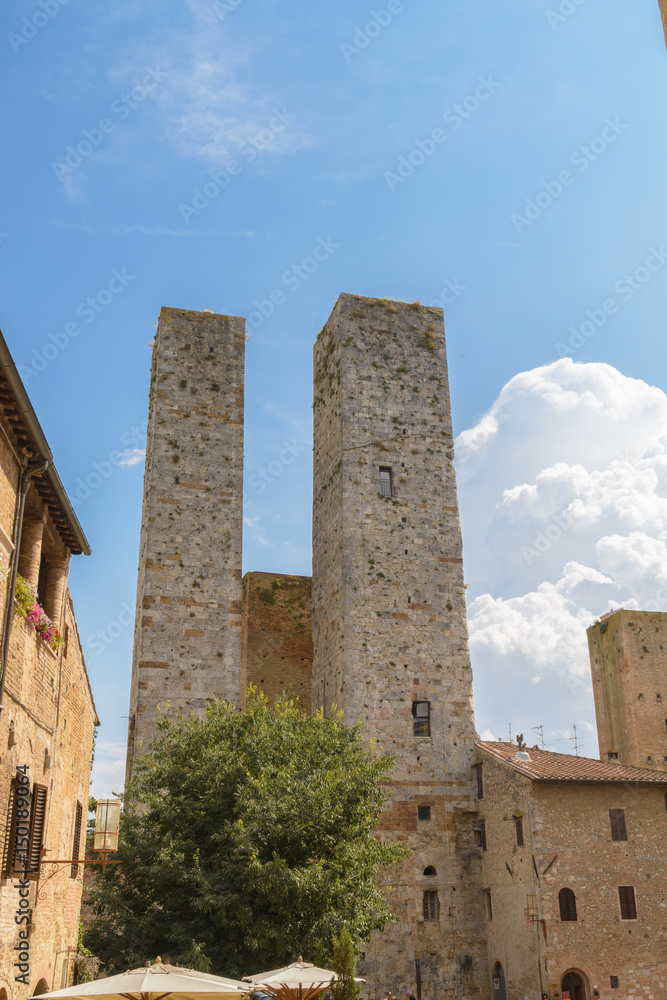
423;890;439;921
475;765;484;799
379;467;393;497
27;784;48;879
413;701;430;736
558;887;577;921
619;885;637;920
515;818;524;847
609;808;627;841
70;801;83;879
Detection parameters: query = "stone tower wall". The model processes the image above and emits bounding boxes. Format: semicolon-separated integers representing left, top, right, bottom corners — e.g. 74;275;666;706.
312;294;487;1000
588;609;667;771
125;307;245;781
240;571;312;709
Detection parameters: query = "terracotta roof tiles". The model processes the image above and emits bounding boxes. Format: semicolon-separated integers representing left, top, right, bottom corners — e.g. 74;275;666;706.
476;741;667;784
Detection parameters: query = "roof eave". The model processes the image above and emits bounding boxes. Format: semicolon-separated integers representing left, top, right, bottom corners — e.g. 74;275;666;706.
0;330;91;556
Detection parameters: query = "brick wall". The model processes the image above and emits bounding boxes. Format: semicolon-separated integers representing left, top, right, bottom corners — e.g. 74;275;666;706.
478;748;667;1000
588;610;667;771
312;295;486;1000
240;572;312;709
126;307;245;780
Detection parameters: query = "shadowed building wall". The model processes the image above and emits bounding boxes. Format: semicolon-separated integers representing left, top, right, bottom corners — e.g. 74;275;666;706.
588;609;667;772
125;307;245;781
240;572;312;708
312;294;487;1000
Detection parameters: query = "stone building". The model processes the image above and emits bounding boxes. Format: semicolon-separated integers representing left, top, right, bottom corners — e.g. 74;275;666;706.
125;307;245;782
588;609;667;772
475;741;667;1000
0;332;97;1000
125;297;667;1000
659;0;667;45
312;295;486;998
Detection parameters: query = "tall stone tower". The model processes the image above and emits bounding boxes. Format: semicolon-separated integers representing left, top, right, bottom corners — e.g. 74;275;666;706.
312;295;487;1000
588;608;667;771
125;307;245;781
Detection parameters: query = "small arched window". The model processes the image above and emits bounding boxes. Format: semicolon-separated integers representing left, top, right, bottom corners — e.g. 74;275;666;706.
559;887;577;921
423;865;437;876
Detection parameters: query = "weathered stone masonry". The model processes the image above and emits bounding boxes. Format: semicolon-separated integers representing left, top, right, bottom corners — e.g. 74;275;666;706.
125;308;245;781
312;294;487;999
240;571;312;709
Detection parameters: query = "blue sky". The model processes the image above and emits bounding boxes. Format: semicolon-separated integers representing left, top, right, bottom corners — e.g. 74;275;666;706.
2;0;667;792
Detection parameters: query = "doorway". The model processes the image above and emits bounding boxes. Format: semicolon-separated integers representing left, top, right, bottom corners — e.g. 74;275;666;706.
493;963;507;1000
562;971;586;1000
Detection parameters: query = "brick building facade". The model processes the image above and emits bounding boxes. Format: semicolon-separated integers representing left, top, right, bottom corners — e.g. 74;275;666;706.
0;332;97;1000
240;572;312;709
475;742;667;1000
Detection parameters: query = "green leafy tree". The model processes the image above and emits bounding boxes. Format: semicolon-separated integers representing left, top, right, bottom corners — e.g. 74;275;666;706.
87;693;408;977
330;927;361;1000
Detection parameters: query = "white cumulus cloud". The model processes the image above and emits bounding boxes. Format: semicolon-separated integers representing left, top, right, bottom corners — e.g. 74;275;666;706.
457;359;667;756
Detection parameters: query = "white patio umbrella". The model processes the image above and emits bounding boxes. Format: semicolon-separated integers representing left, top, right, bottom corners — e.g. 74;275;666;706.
30;959;250;1000
244;958;363;1000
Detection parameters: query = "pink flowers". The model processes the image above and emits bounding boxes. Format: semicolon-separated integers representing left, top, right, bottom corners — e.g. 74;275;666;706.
14;576;63;650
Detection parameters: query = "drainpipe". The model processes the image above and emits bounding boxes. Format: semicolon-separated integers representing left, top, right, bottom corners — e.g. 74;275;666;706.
0;457;49;717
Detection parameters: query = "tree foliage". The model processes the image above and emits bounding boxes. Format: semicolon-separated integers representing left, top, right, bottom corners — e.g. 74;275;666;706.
87;693;408;977
330;927;361;1000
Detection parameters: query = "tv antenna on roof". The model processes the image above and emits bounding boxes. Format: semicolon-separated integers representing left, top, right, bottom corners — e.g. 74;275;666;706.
531;725;545;750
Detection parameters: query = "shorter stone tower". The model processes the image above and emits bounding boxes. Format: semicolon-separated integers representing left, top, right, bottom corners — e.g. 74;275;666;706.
125;307;245;781
588;608;667;771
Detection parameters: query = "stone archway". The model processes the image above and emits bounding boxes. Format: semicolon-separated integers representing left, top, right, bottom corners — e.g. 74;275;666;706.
33;979;49;996
562;970;588;1000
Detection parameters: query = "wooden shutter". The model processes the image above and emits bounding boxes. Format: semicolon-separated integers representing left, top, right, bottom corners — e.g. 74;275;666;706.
70;801;83;879
559;887;577;921
619;885;637;920
27;784;48;878
2;779;19;876
610;809;627;841
476;766;484;799
515;819;524;847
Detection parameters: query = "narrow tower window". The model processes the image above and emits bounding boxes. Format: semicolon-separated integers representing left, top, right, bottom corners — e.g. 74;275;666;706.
412;701;430;736
475;765;484;799
423;890;439;921
515;819;524;847
609;808;627;841
558;887;577;921
619;885;637;920
379;466;392;497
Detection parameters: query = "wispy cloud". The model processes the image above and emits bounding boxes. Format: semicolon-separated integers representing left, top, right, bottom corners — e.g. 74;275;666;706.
118;448;145;467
